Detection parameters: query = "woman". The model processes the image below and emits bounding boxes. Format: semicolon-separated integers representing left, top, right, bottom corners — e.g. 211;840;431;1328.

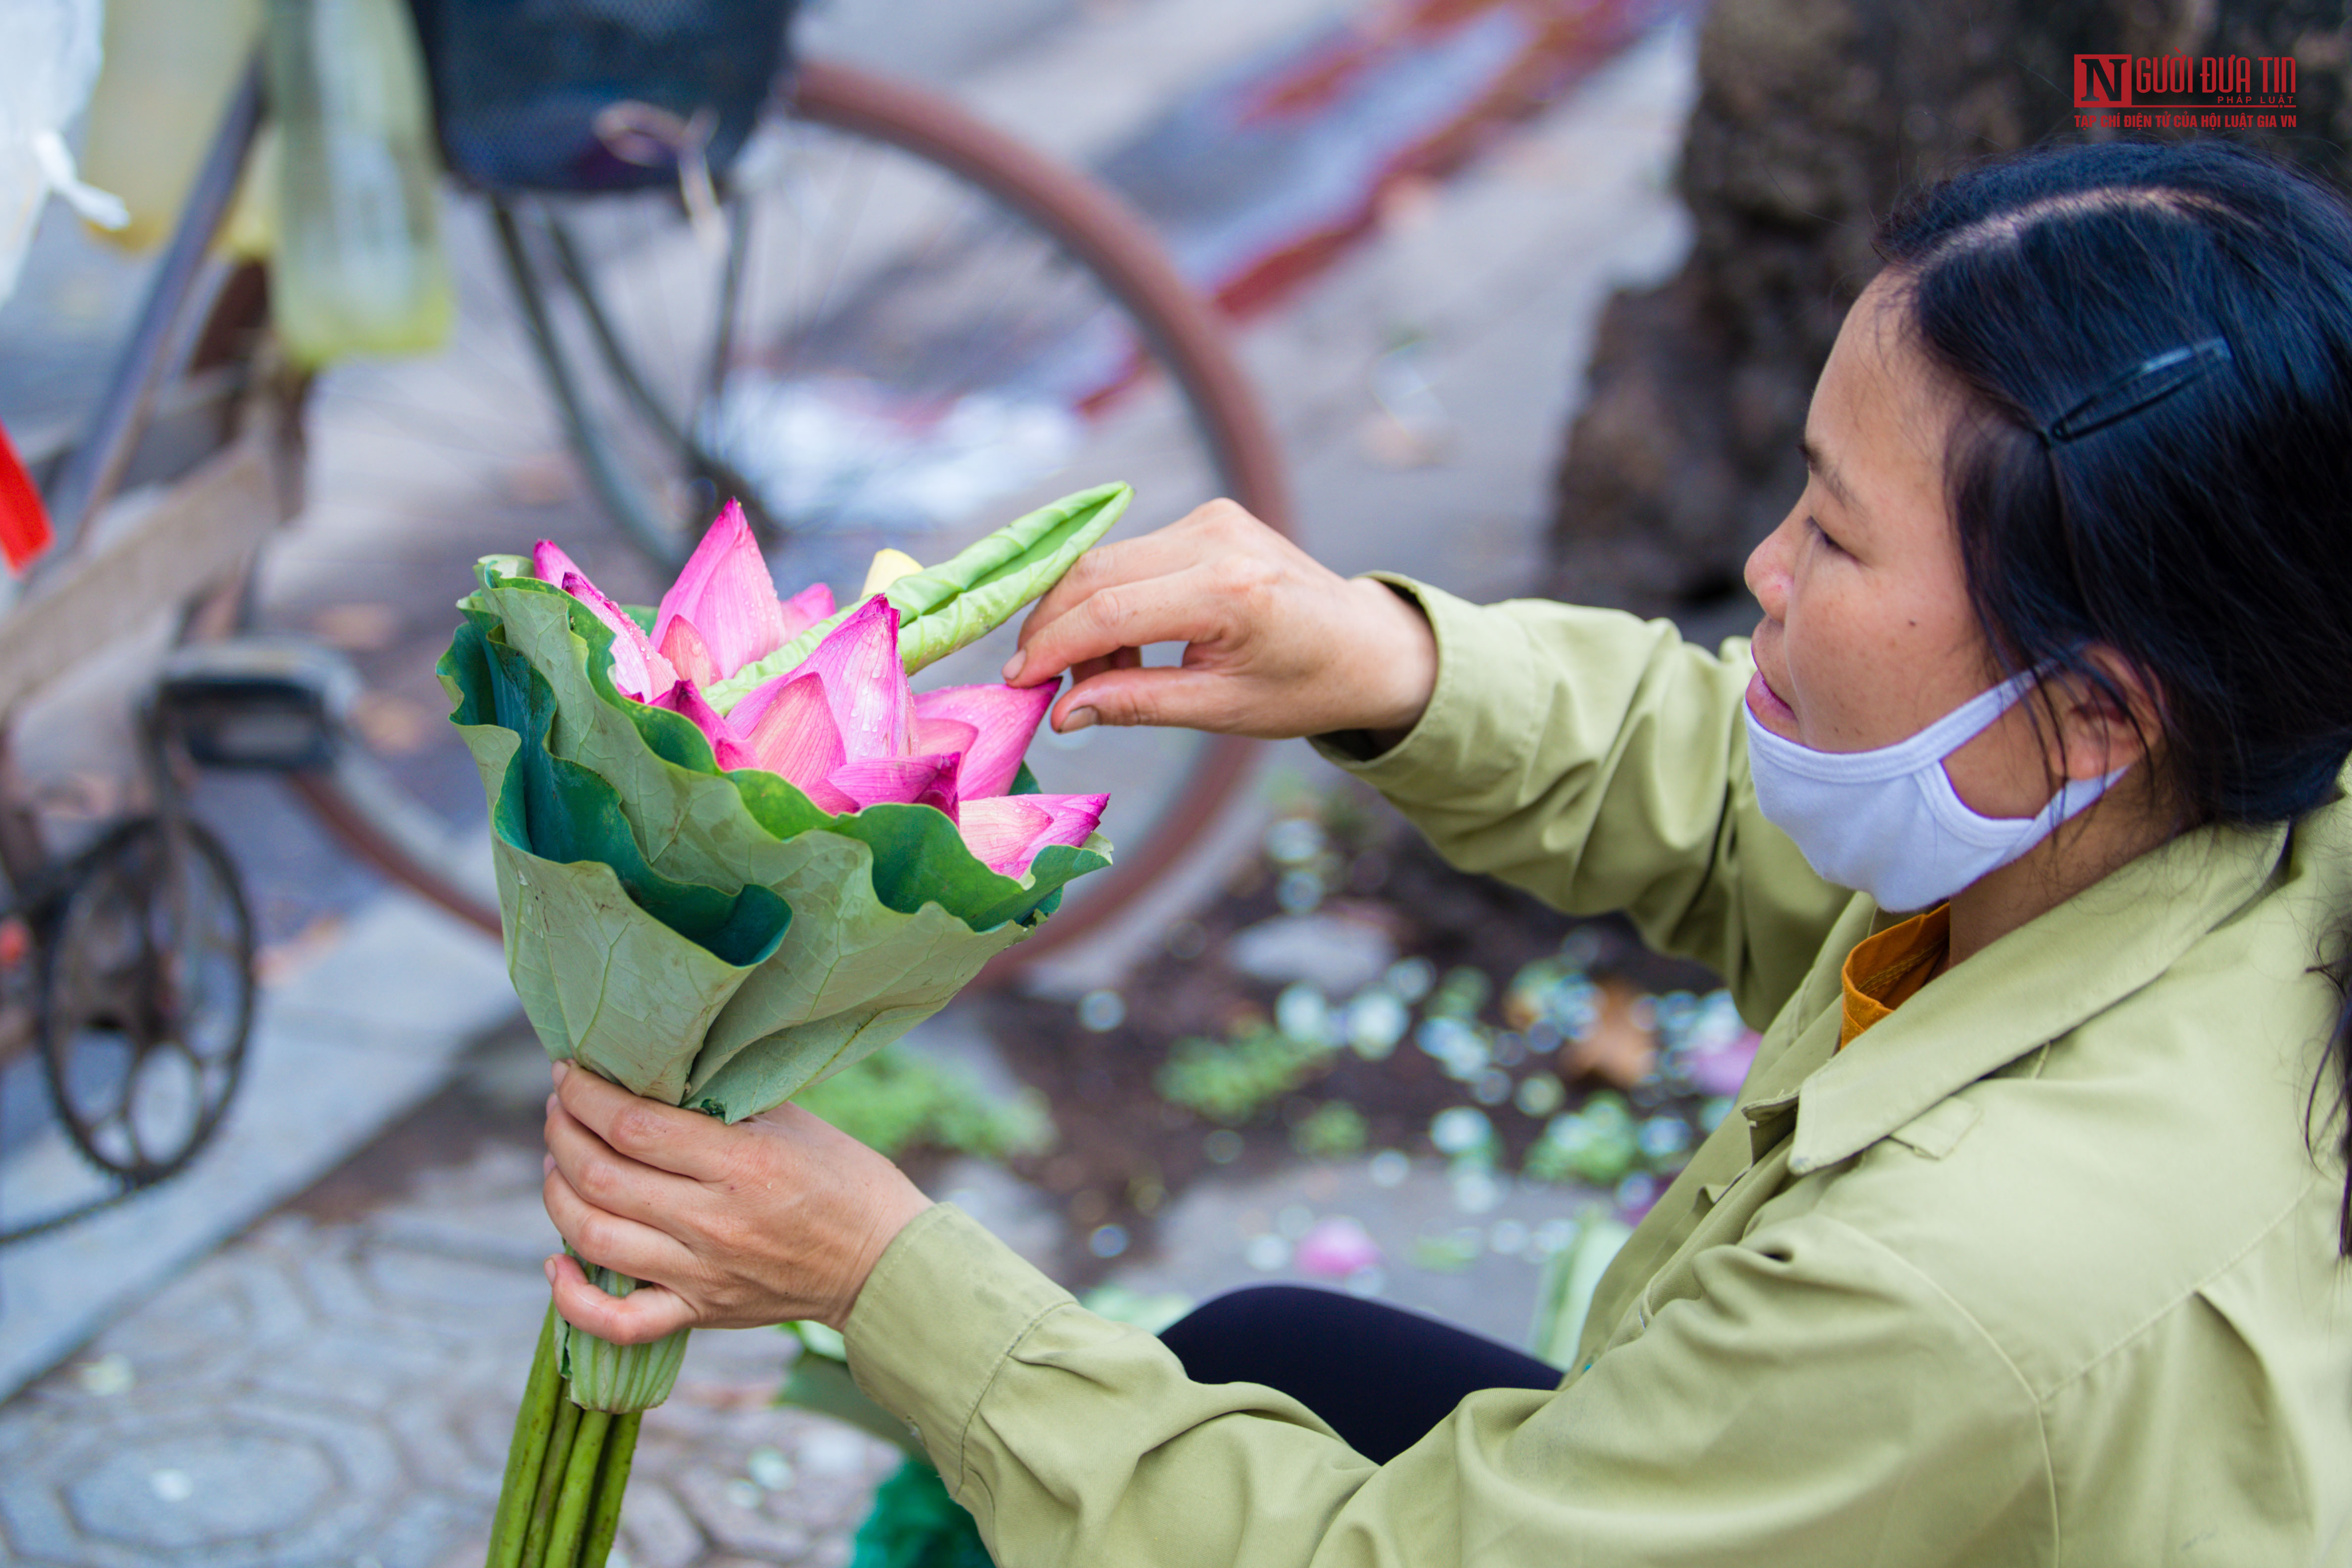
537;139;2352;1562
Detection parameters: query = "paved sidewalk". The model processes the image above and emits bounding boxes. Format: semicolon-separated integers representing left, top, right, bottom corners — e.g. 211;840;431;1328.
0;1133;909;1568
0;884;511;1405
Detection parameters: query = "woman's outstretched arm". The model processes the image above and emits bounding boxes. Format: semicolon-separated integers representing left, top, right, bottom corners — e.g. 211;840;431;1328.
1013;499;1845;1019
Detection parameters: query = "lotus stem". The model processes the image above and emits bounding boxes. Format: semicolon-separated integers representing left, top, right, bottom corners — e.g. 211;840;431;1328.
486;1302;563;1568
542;1407;612;1568
559;1262;692;1413
518;1393;582;1568
579;1412;644;1568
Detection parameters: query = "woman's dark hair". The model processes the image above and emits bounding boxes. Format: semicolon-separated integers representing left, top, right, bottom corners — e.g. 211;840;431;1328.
1872;139;2352;1253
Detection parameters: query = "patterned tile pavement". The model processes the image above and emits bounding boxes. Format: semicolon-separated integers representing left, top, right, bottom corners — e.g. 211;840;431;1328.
0;1144;904;1568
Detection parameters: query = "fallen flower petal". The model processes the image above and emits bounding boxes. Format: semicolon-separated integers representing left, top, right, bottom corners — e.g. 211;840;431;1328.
912;682;1057;800
1295;1215;1382;1279
561;571;676;701
653;500;787;679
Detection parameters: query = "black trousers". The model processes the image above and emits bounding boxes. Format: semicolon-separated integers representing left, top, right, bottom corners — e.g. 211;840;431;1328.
1158;1285;1561;1464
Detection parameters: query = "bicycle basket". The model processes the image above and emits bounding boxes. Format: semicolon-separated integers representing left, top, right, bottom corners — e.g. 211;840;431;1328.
406;0;792;193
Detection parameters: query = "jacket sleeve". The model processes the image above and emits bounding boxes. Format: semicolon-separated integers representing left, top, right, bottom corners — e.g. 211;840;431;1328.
1311;578;1851;1029
845;1203;2057;1567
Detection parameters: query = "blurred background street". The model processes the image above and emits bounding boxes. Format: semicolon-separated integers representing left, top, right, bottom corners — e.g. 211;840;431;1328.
1;0;2337;1562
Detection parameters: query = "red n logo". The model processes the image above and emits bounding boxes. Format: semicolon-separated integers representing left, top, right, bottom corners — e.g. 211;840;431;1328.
2075;55;2132;107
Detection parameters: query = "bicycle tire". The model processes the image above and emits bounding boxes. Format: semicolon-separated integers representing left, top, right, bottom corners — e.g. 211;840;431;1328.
299;59;1290;974
37;814;256;1186
792;61;1287;974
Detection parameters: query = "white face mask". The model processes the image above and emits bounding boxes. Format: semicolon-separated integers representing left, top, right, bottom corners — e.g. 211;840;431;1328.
1743;670;2126;912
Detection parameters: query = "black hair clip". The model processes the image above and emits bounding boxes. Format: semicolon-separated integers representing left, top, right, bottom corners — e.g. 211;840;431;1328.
2040;336;2232;445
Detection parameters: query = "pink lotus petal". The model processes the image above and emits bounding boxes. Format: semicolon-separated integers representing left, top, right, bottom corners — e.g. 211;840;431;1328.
828;751;958;812
951;793;1103;876
653;501;787;679
777;582;835;643
659;616;722;692
738;672;853;811
1031;792;1108;850
1295;1216;1381;1279
533;539;584;585
652;678;754;770
912;716;978;760
1686;1032;1761;1099
561;571;675;702
953;796;1053;876
911;682;1055;800
795;596;910;761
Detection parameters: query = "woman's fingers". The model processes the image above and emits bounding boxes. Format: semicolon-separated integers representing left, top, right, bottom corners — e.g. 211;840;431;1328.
546;1253;698;1345
1009;500;1279;681
1012;559;1241;692
551;1061;737;1184
542;1158;704;1287
1054;662;1258;736
1000;499;1440;740
1013;510;1231;660
543;1090;707;1235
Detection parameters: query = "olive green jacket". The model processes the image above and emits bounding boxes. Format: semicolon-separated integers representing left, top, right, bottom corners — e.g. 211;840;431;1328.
846;585;2352;1566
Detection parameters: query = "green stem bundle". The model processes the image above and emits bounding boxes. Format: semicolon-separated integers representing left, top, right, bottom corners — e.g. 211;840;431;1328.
487;1302;649;1568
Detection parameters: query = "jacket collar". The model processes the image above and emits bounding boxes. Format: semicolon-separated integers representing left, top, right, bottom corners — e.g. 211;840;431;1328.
1784;814;2296;1176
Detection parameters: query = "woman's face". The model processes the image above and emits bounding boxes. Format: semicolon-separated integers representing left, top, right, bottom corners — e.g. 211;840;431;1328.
1742;274;2071;820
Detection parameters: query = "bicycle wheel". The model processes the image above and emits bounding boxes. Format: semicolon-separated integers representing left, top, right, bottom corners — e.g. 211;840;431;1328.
38;815;255;1185
302;59;1289;969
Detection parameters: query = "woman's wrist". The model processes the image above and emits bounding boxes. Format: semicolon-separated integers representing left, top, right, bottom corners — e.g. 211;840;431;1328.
819;1183;936;1332
1346;576;1437;744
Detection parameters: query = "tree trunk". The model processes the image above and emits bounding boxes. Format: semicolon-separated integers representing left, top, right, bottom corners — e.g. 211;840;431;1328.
1545;0;2351;616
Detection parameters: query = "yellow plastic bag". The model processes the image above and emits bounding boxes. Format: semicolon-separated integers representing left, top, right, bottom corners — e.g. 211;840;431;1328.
77;0;262;253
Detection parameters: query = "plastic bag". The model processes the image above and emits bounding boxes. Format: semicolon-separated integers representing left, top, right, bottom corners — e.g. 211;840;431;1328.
849;1461;994;1568
78;0;261;252
0;0;128;307
263;0;452;366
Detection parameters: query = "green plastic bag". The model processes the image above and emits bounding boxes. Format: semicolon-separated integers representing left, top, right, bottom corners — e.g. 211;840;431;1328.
265;0;452;364
851;1461;994;1568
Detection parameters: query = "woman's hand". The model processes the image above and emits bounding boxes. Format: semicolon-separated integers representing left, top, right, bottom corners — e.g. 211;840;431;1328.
540;1062;932;1342
1003;500;1437;742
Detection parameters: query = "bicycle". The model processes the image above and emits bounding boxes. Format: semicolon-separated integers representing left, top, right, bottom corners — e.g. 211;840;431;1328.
284;0;1292;973
0;61;289;1239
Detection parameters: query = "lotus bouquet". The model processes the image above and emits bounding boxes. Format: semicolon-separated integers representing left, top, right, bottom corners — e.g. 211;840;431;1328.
442;484;1128;1568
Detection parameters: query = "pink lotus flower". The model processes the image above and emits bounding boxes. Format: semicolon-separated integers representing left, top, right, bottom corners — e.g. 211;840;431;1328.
1684;1030;1761;1099
536;511;1105;878
1294;1215;1382;1280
